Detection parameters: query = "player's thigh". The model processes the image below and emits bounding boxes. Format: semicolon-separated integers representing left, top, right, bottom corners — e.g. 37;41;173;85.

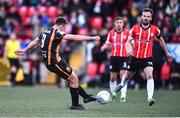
8;58;19;73
109;56;119;73
123;70;136;79
128;57;141;72
144;66;153;79
47;60;73;81
110;72;118;80
119;69;126;79
68;71;79;84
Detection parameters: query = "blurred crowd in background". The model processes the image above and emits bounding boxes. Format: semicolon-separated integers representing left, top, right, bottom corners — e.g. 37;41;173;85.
0;0;180;90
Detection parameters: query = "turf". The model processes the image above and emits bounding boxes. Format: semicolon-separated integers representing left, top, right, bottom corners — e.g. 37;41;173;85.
0;86;180;117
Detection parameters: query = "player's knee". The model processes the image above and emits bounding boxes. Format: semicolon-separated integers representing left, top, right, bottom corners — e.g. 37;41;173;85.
11;66;17;73
70;77;79;88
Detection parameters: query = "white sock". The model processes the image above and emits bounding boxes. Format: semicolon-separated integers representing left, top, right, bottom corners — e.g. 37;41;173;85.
121;84;127;98
110;80;117;95
147;79;154;100
120;75;127;86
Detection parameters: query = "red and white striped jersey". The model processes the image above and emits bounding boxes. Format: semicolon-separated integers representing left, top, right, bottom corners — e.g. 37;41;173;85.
106;29;129;57
129;24;161;58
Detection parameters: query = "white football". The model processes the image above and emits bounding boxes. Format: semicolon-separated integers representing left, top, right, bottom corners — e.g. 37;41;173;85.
96;90;111;105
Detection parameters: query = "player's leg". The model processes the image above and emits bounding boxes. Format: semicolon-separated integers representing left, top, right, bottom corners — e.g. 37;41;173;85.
144;66;155;106
116;56;140;93
115;70;135;92
119;70;127;102
70;72;96;103
109;72;118;98
109;56;119;99
8;58;20;86
48;62;84;110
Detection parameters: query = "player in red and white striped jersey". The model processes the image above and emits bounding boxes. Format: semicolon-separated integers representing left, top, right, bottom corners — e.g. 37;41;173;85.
101;16;130;102
115;8;173;106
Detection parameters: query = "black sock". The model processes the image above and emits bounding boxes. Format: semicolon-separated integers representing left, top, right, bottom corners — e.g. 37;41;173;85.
69;87;79;106
78;86;90;99
10;73;16;84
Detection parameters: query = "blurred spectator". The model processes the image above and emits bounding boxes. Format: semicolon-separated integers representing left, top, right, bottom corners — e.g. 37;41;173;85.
91;0;103;16
133;0;149;10
165;0;179;16
6;6;21;22
0;27;8;39
92;40;106;67
3;18;14;35
3;33;21;86
29;49;42;85
162;27;171;42
40;12;50;28
172;27;180;43
161;61;171;89
0;6;6;27
77;8;88;28
0;38;4;57
170;59;180;89
32;17;41;38
154;9;166;30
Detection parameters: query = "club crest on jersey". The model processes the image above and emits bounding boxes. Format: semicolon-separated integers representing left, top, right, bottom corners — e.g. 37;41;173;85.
151;33;154;37
57;30;65;35
123;35;127;39
66;67;71;72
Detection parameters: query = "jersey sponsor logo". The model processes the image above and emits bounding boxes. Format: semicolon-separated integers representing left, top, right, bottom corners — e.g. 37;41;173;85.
138;39;150;43
113;42;126;44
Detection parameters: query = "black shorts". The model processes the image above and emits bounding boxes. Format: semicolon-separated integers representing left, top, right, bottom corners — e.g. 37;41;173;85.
8;58;20;68
46;58;73;80
128;56;153;72
109;56;129;72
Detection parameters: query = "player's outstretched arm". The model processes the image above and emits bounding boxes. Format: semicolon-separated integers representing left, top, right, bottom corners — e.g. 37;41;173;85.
158;37;173;60
15;37;40;56
63;34;100;41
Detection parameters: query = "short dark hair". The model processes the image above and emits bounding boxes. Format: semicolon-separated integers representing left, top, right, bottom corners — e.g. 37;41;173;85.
115;16;123;21
55;17;68;25
142;8;153;15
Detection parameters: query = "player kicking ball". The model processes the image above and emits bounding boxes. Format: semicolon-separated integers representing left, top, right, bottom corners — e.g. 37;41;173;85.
15;17;98;110
115;8;173;106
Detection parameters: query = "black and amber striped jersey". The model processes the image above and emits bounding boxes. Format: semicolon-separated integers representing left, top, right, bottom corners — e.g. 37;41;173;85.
39;28;65;65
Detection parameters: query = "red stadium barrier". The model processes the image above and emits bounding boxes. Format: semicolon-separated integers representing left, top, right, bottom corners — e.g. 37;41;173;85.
89;17;103;30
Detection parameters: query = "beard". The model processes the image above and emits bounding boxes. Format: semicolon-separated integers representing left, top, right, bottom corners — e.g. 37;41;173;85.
142;19;150;25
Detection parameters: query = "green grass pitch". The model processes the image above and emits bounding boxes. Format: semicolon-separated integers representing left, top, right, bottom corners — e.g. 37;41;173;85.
0;86;180;117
